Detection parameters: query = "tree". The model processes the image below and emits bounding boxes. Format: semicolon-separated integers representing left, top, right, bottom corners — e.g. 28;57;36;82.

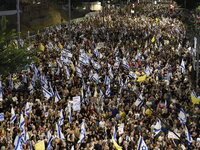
175;0;200;10
0;16;38;75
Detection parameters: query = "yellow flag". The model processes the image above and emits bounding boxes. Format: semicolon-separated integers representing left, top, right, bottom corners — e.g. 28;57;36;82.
145;109;152;115
155;18;158;23
151;36;155;43
39;43;45;51
112;138;122;150
191;91;200;104
137;74;147;82
34;140;45;150
58;42;63;49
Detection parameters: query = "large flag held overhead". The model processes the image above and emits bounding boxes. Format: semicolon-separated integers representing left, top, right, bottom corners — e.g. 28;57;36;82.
14;135;23;150
190;90;200;104
42;87;52;100
178;108;187;124
10;107;16;123
137;136;148;150
104;75;110;85
55;89;61;103
78;120;86;143
137;74;147;82
105;84;111;97
135;94;144;107
19;113;25;131
25;102;32;116
153;119;162;136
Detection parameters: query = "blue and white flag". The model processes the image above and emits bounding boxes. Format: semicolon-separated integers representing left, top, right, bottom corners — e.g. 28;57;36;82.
113;57;120;69
91;73;99;83
153;119;162;136
9;74;13;89
178;108;187;124
145;66;151;76
47;131;53;150
23;73;27;83
62;56;71;65
55;89;61;103
68;102;72;123
59;109;64;126
40;75;48;86
113;125;117;141
180;59;186;73
33;65;39;78
94;48;99;57
135;94;144;107
14;135;23;150
0;80;2;101
11;107;16;123
42;87;52;100
122;58;130;70
49;82;54;97
129;71;137;78
79;54;90;66
104;75;110;85
64;66;70;79
81;88;85;103
91;60;101;70
118;75;124;87
185;125;192;145
137;136;148;150
76;67;82;78
0;113;4;121
56;123;65;140
109;68;114;79
19;113;25;131
78;120;86;143
105;84;111;97
25;102;31;116
28;83;34;94
100;90;104;100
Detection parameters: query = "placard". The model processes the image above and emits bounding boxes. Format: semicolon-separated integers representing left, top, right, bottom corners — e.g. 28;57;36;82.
73;96;81;111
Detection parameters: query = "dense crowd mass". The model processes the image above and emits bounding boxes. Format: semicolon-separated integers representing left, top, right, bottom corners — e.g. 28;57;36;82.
0;1;199;150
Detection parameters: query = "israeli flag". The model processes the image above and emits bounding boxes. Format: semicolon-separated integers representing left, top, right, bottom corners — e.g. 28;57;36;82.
76;67;82;78
122;58;130;70
185;125;193;145
40;75;48;86
87;85;91;97
109;68;114;79
78;120;86;143
10;107;16;123
81;87;85;103
113;125;117;141
0;113;4;121
49;82;54;96
104;75;110;85
62;49;73;58
14;135;23;150
64;66;70;79
79;54;90;66
137;136;148;150
62;56;71;65
145;66;151;76
105;84;111;97
56;59;63;68
28;83;34;94
94;48;100;57
0;80;2;101
43;105;48;118
178;108;187;124
59;109;64;126
68;102;72;123
56;123;65;140
135;94;144;107
91;60;101;70
153;119;162;136
91;73;99;83
55;89;61;103
25;102;31;116
19;113;25;131
23;73;27;83
33;65;39;78
9;74;13;89
42;87;52;100
100;90;104;100
118;76;124;87
180;59;186;73
47;131;53;150
129;71;137;78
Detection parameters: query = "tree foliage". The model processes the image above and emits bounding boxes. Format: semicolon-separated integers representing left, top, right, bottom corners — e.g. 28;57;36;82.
0;16;38;75
175;0;200;10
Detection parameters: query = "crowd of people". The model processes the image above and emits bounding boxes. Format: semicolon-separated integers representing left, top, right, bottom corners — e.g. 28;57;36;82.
0;1;199;150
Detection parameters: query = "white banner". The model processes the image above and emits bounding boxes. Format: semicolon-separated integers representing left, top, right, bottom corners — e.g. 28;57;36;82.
73;96;81;111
